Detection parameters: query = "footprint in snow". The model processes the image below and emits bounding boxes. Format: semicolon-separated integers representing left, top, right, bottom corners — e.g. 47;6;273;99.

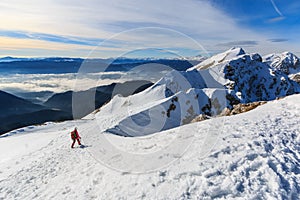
110;154;122;162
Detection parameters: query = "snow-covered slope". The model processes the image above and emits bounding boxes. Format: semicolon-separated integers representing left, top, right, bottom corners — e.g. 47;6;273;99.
1;94;300;199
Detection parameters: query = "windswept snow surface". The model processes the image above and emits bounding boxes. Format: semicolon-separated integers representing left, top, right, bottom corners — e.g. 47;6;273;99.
1;94;300;199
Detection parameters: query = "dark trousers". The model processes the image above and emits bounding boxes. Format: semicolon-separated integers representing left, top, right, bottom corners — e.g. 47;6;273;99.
71;138;81;148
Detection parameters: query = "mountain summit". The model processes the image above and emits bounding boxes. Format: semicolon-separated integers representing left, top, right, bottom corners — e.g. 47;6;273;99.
189;47;246;71
263;52;300;86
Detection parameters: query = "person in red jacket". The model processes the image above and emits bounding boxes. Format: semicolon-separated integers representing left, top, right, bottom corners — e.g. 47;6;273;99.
71;127;81;148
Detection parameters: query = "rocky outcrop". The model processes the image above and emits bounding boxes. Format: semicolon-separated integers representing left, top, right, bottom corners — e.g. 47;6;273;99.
190;114;210;123
220;101;267;116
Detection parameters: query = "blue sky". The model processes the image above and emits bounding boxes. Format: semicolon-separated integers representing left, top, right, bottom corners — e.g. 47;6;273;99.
0;0;299;58
212;0;300;36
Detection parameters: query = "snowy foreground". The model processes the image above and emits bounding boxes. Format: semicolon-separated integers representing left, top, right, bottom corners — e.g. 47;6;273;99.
1;94;300;199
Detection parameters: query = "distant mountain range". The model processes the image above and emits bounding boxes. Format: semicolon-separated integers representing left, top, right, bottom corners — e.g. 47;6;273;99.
0;55;205;63
0;56;203;74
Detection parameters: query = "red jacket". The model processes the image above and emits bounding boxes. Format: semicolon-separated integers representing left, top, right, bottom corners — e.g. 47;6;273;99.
71;129;80;140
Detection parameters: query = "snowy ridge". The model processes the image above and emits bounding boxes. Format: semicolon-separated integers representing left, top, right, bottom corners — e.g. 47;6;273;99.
106;89;210;136
0;94;300;199
154;69;207;94
101;71;227;136
99;48;300;137
188;47;246;71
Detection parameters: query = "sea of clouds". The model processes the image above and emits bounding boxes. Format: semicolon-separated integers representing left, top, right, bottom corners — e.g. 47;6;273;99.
0;69;168;95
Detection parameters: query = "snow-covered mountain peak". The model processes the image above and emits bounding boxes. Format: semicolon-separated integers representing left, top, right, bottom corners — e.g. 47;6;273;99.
90;48;300;137
188;47;246;71
263;51;300;75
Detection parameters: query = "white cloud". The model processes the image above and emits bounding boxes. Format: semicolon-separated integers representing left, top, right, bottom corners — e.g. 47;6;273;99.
0;72;123;93
0;69;166;94
0;0;297;56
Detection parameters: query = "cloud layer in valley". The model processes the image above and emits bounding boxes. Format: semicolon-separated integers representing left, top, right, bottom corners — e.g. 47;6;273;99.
0;70;166;95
